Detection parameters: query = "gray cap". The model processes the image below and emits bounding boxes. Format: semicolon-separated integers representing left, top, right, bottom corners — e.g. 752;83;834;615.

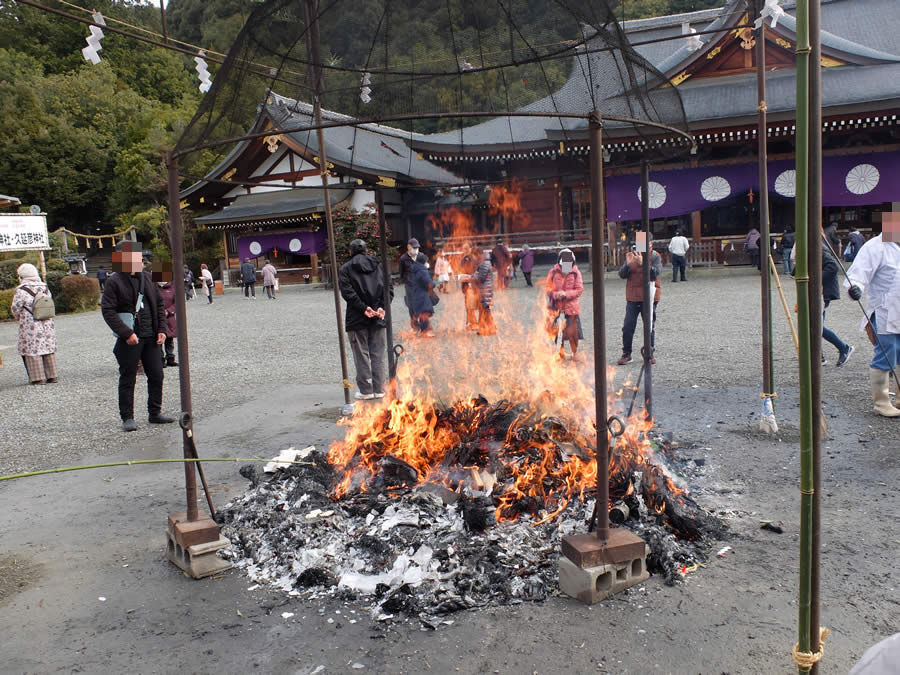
408;238;420;247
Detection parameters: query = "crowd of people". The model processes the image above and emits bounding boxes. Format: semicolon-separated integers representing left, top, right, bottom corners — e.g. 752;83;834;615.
7;222;897;423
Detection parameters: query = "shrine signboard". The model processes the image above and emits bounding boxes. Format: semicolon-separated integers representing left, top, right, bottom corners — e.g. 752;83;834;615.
0;214;49;252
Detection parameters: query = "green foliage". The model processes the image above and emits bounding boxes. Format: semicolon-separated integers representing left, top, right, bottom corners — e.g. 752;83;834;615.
124;205;171;261
45;271;66;311
331;206;398;264
46;258;69;273
60;275;101;313
0;260;23;290
0;288;15;320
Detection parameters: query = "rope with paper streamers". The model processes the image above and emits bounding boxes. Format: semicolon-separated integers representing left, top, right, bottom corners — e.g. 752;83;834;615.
52;227;135;250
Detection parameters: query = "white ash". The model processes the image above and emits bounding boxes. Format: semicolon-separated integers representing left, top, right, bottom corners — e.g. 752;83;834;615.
218;448;719;627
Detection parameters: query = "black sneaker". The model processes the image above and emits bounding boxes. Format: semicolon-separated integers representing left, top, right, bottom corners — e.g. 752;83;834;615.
148;414;175;424
122;419;137;432
821;354;827;366
836;345;854;367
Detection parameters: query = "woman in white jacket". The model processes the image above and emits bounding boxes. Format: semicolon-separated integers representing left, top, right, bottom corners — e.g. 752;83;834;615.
200;263;214;304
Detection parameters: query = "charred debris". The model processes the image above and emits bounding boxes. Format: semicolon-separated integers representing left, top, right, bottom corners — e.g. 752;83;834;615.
218;397;726;627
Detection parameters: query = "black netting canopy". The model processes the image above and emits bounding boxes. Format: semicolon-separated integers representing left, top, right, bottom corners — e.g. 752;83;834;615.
175;0;692;187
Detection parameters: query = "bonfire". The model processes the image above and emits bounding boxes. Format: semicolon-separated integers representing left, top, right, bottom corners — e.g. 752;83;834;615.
219;199;724;624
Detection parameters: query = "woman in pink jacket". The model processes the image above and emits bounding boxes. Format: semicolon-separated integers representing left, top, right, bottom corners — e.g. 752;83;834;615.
544;248;584;361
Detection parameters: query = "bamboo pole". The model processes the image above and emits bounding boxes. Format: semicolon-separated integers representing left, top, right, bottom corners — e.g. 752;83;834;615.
807;1;824;670
756;1;775;417
769;254;799;354
794;0;816;669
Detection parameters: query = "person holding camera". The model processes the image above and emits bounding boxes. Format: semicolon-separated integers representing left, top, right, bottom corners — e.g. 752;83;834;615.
617;237;662;366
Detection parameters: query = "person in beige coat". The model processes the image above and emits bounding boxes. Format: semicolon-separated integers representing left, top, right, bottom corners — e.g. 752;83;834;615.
9;263;58;384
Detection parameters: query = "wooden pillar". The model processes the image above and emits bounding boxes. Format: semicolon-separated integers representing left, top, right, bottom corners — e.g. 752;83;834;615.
311;252;319;281
691;210;702;242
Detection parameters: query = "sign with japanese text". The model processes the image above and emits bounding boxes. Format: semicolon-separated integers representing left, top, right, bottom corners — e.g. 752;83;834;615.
0;214;49;251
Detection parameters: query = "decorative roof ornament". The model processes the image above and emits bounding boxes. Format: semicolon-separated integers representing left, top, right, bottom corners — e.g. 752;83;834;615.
81;12;106;65
755;0;786;30
682;23;703;53
195;51;212;93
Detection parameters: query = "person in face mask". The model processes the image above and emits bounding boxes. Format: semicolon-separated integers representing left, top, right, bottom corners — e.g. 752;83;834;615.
545;248;584;360
399;238;428;329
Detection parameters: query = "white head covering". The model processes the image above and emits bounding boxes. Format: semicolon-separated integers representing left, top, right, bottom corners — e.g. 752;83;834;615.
17;263;41;283
558;248;575;275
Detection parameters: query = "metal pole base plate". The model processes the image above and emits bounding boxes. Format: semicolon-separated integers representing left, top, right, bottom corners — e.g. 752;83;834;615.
562;529;646;567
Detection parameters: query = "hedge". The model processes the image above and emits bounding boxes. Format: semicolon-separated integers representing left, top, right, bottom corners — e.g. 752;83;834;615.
0;288;15;320
60;275;100;312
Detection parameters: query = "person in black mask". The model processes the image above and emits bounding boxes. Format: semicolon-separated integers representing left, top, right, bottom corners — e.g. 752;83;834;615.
101;241;174;432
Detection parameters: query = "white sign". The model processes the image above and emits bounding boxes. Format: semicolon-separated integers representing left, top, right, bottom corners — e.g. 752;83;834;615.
0;214;49;251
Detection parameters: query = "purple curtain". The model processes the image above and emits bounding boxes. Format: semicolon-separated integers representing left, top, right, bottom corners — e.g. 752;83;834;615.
237;230;328;260
604;150;900;221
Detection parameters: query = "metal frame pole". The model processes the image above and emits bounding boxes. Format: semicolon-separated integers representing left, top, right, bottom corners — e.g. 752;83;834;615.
376;190;395;380
305;0;351;406
756;2;775;410
640;160;653;420
807;0;824;669
589;111;609;543
167;155;198;522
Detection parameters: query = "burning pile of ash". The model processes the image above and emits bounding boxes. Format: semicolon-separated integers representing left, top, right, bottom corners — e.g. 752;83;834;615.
218;398;725;626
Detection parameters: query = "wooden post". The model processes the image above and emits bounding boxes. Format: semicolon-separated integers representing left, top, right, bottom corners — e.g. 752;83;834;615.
691;210;702;242
311;252;319;281
640;160;653;421
167;155;199;523
38;250;47;281
588;111;609;544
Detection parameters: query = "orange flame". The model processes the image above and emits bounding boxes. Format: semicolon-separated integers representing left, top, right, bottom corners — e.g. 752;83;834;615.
328;197;686;525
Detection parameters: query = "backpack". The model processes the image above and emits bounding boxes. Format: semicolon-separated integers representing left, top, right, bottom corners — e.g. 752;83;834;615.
23;285;56;321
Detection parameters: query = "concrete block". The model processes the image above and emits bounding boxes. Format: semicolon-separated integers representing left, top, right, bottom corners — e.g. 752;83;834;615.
166;530;233;579
558;546;650;604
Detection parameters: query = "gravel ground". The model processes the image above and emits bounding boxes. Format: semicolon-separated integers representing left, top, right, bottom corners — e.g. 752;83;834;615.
0;264;881;476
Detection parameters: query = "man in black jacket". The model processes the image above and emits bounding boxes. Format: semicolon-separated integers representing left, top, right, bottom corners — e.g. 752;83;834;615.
821;246;854;368
101;241;174;431
398;238;427;327
339;239;393;400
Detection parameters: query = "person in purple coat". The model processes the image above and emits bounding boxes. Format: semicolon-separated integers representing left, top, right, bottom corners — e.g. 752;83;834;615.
517;244;535;287
153;262;178;368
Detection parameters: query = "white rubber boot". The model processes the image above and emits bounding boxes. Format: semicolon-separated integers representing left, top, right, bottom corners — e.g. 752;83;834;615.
870;369;900;417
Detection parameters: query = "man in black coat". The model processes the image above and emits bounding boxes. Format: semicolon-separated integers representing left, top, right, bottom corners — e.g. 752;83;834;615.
101;241;174;432
398;237;427;327
339;239;393;400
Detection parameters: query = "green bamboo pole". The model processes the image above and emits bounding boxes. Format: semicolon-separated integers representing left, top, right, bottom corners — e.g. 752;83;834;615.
0;457;314;483
794;0;815;669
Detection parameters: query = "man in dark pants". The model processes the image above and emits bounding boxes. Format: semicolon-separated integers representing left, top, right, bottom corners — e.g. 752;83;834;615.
241;257;257;299
617;239;662;366
398;238;427;328
339;239;393;400
101;241;174;432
